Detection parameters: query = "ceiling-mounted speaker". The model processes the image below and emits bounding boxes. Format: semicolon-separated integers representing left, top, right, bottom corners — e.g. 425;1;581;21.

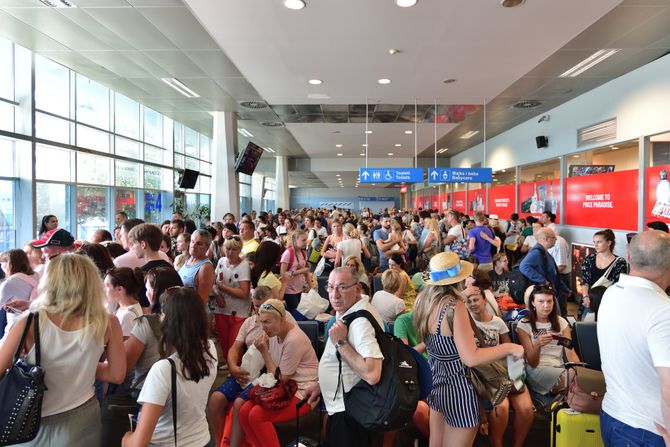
536;136;549;149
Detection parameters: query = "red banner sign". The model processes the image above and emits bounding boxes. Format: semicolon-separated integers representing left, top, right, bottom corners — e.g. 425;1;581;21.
518;180;561;221
453;191;467;214
565;169;638;231
468;189;486;214
488;185;516;218
646;164;670;225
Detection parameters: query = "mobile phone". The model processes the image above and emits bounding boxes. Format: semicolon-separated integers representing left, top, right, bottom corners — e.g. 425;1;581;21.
551;334;573;348
128;414;137;431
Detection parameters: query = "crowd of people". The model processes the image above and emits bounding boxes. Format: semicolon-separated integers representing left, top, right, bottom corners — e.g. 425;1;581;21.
0;205;668;447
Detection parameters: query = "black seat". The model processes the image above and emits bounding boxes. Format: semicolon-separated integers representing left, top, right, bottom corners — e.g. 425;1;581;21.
373;275;383;294
574;321;601;371
317;275;329;298
297;320;323;359
508;320;520;344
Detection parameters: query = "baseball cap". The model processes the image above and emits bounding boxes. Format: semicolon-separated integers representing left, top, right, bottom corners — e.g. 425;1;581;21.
31;228;75;249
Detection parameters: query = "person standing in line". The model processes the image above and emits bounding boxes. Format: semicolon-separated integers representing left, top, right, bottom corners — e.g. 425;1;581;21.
598;230;670;447
468;212;496;272
179;229;215;305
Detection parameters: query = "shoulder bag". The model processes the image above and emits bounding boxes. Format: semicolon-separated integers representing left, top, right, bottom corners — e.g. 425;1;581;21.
590;257;621;289
166;358;178;446
247;367;298;410
0;313;47;446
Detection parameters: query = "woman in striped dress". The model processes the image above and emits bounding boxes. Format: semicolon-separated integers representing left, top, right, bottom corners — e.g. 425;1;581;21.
414;252;524;447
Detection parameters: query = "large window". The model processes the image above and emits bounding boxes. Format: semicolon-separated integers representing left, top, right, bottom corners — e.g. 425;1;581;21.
76;186;109;240
36;182;71;235
0;180;14;252
76;74;109;130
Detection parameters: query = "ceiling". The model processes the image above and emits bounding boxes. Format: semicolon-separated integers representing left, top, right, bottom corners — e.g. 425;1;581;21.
2;0;670;189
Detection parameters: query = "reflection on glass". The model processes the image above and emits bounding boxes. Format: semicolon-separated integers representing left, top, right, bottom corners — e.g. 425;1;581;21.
0;138;14;177
0;103;14;134
0;179;15;253
185;157;199;171
199;135;210;161
174;154;184;169
36;145;73;182
77;153;111;185
36;113;70;144
174;123;183;154
184;127;198;157
186;193;197;214
144;107;162;146
115;137;140;159
144;165;161;190
199;175;211;194
76;186;108;240
115;160;140;188
76;74;109;130
144;190;164;223
35;55;69;117
163;117;173;151
144;145;163;164
36;182;69;234
77;125;110;153
115;189;137;219
115;93;140;139
0;37;13;100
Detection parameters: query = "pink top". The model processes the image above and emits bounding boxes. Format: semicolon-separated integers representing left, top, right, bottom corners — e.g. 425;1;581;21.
269;325;319;399
280;248;307;295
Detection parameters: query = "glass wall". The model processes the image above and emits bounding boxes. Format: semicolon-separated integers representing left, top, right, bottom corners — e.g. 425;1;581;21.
0;35;213;242
240;173;252;215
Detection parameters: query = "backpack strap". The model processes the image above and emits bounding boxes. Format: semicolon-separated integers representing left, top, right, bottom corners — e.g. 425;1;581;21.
445;302;486;347
167;358;177;446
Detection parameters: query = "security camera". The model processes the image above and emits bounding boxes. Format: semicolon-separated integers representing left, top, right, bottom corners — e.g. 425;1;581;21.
538;115;550;123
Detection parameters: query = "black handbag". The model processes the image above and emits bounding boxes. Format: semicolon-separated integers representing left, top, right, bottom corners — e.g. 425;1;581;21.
0;312;47;446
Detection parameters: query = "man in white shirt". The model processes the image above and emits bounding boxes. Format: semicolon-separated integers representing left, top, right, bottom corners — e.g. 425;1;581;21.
520;221;543;254
304;267;383;446
598;230;670;447
548;233;571;316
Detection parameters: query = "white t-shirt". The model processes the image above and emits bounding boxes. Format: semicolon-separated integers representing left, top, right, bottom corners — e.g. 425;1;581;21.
523;235;537;250
370;290;406;323
517;317;569;367
599;274;670;435
447;224;465;242
214;258;251;316
336;239;363;266
316;227;328;239
548;235;571;274
319;299;384;415
473;315;509;347
115;303;143;337
130;317;161;390
138;340;217;447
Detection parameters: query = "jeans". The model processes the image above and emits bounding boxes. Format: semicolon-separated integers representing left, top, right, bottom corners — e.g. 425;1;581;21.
601;411;665;447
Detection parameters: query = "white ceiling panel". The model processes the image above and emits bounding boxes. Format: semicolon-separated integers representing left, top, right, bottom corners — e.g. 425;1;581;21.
136;6;219;50
142;49;207;77
56;8;136;51
0;10;72;51
183;50;243;78
78;50;155;77
40;50;122;80
81;7;178;50
213;77;261;100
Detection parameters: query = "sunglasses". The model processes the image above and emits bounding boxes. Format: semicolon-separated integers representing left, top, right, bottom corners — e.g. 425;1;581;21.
227;235;241;241
260;302;284;315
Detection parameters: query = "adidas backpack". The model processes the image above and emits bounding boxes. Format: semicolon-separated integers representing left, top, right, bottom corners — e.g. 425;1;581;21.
338;310;420;432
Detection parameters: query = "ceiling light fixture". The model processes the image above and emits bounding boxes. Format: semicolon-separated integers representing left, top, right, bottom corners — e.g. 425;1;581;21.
501;169;506;173
237;128;254;138
335;144;343;148
387;152;394;156
388;49;400;55
39;0;74;7
360;153;365;156
395;143;402;147
460;130;479;139
437;148;449;154
337;153;343;156
404;130;413;134
336;174;341;177
264;147;276;153
283;0;305;10
559;49;620;78
500;0;525;7
395;0;417;7
362;144;368;147
365;130;373;134
377;78;392;85
308;79;322;85
573;155;580;158
161;78;200;98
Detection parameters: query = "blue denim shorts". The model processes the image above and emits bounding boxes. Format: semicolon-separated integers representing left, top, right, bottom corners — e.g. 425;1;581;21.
601;411;664;447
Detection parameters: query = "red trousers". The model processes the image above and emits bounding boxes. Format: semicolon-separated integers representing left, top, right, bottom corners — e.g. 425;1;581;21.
238;396;311;447
214;313;246;360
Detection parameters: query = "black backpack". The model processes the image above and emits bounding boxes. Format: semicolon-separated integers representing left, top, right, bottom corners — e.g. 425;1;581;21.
337;310;420;432
508;249;548;304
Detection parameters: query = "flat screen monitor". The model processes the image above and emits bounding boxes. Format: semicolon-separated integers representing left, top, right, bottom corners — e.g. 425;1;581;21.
235;142;264;175
178;169;199;189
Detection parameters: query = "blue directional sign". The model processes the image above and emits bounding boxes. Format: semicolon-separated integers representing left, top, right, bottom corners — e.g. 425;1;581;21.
427;168;493;183
359;168;424;183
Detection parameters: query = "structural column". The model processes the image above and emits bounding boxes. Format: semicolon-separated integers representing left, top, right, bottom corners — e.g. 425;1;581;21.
276;155;290;211
211;112;240;220
251;174;264;213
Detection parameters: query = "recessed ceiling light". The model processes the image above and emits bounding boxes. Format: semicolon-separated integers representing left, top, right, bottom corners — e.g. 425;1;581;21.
365;130;373;134
336;174;341;176
161;78;200;98
335;144;343;147
611;146;619;150
283;0;305;10
404;130;413;134
308;79;322;85
395;143;402;147
573;155;580;158
337;153;343;156
360;153;365;156
460;130;479;139
500;0;524;7
362;144;368;147
437;148;449;154
387;152;394;156
237;128;254;138
501;169;506;173
372;183;376;186
560;49;620;78
395;0;417;7
388;49;400;55
377;78;392;85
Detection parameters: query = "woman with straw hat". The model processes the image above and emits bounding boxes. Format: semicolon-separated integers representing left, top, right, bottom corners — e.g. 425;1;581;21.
414;252;524;447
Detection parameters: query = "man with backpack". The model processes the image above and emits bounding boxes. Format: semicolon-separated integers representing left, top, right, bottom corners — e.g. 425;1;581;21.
304;267;384;445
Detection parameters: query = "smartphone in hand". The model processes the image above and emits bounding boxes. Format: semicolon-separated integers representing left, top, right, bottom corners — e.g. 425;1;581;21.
551;334;573;349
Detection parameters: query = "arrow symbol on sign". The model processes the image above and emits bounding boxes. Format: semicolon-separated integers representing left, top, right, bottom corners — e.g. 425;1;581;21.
430;170;438;180
362;171;370;180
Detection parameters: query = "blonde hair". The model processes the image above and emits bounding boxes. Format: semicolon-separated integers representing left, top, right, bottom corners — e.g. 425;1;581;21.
343;223;359;239
343;255;365;276
289;230;308;252
426;218;439;233
381;269;401;294
258;298;285;318
413;284;462;341
223;236;243;251
31;254;108;346
390;220;402;233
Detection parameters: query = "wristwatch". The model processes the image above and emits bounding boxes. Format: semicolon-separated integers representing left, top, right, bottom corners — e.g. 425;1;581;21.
335;339;348;349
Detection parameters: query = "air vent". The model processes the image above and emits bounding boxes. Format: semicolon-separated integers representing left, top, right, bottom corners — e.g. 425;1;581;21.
513;100;542;109
261;121;285;128
239;101;268;110
578;118;616;147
